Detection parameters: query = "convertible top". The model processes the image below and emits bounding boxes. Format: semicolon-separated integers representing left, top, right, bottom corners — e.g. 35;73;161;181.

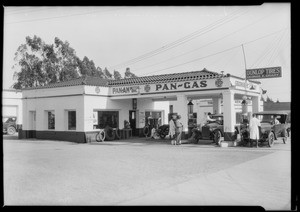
211;114;223;117
254;111;288;115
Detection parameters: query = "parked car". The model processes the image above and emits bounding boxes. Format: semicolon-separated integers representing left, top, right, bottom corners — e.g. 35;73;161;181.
240;111;289;147
2;117;18;135
157;124;170;139
199;114;240;145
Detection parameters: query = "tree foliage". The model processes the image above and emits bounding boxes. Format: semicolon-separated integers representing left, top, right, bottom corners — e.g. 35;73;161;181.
12;35;137;89
124;67;137;79
113;70;122;80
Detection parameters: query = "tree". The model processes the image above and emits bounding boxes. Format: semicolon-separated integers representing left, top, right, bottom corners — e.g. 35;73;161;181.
95;67;104;78
124;67;137;78
265;95;274;102
12;35;81;89
53;37;80;82
13;36;47;88
103;67;112;79
113;70;122;80
12;35;139;89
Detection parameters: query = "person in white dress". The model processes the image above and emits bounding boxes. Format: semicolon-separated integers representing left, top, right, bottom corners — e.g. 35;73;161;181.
249;113;261;148
168;114;177;145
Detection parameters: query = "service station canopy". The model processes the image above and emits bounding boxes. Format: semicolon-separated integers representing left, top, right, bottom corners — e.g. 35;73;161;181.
109;76;260;97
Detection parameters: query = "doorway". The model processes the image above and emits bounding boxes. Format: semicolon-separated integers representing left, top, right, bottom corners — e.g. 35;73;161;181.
129;110;137;136
29;111;36;138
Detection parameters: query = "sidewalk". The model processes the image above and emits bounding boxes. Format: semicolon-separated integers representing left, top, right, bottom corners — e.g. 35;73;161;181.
119;150;291;210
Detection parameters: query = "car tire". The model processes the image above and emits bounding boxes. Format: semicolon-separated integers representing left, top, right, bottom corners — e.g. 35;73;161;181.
267;132;275;147
7;126;16;135
214;130;222;146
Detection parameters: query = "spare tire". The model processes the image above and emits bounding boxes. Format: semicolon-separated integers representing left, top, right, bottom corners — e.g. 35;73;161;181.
104;126;116;141
143;126;151;137
115;128;121;139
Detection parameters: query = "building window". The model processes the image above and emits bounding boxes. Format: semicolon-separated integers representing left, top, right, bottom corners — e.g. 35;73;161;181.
68;111;76;130
48;111;55;129
94;111;119;129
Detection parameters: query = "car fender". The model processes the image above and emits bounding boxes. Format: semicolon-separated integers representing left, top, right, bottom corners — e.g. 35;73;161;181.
213;129;223;137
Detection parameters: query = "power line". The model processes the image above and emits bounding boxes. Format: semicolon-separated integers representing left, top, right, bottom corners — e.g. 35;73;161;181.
5;7;124;25
108;7;251;70
5;7;50;15
133;9;278;73
141;27;289;76
5;7;35;14
142;46;241;76
249;32;283;68
266;30;288;66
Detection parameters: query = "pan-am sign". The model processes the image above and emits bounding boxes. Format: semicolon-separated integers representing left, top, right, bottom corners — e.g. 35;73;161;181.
246;67;282;79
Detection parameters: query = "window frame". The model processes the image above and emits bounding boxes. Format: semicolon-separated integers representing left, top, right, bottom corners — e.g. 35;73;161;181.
67;110;77;131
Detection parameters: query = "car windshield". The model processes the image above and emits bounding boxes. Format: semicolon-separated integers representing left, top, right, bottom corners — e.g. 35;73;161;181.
2;117;16;123
256;114;286;124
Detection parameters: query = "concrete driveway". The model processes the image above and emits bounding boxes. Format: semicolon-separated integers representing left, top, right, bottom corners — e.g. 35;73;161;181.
3;136;291;209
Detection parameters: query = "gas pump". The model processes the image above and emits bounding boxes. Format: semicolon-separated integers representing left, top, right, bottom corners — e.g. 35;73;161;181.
187;100;197;138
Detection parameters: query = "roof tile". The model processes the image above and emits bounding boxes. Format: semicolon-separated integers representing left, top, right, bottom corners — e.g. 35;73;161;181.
22;69;226;90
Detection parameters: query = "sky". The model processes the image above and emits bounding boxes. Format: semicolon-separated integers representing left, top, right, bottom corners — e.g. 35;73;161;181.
3;4;291;102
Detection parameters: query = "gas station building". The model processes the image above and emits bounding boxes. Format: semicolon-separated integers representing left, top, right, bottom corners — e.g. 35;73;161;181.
20;69;262;143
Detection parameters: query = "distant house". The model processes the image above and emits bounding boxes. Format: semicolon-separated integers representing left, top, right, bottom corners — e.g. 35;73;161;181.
2;89;23;128
263;101;290;112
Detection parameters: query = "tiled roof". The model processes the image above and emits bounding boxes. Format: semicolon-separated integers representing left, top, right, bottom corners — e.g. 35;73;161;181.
23;68;258;90
22;76;109;90
108;68;223;86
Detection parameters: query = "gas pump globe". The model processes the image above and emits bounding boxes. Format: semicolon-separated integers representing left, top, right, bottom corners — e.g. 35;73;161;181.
241;95;248;123
187;100;194;115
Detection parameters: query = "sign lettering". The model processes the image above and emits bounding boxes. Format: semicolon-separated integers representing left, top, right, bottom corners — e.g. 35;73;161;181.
246;67;282;79
112;86;139;94
155;80;207;91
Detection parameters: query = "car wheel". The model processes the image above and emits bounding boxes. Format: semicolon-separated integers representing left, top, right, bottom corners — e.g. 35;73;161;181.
267;132;275;147
7;126;16;135
160;134;166;139
214;130;222;146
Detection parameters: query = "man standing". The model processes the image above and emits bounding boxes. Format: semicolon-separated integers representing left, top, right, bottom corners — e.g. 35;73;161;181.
249;113;261;148
206;112;216;123
175;115;183;145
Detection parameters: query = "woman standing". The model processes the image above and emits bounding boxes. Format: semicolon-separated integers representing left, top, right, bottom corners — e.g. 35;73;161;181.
175;115;183;145
168;114;177;145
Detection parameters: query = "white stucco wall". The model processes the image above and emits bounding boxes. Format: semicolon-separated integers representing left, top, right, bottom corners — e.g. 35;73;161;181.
22;96;84;131
22;86;85;131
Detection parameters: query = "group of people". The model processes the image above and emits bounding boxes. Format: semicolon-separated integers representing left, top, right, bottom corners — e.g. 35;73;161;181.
166;112;280;147
168;114;183;145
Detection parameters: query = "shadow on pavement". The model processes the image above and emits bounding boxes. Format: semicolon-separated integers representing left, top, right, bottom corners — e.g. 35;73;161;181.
2;134;19;140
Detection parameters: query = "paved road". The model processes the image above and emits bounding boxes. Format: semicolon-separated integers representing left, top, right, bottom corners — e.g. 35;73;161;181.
3;135;291;209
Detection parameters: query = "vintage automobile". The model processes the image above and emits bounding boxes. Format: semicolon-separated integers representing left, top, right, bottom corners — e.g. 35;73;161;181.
2;117;18;135
240;111;289;147
199;114;240;145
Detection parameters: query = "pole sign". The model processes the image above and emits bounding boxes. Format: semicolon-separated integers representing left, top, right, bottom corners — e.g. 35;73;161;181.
246;67;282;79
